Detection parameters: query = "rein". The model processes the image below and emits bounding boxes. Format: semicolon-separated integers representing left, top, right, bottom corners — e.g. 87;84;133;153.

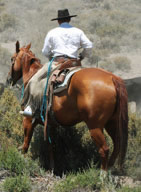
40;57;55;122
10;57;17;84
20;84;24;101
40;57;55;143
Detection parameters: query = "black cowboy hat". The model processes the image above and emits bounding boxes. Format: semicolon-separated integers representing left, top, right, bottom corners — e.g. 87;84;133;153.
51;9;77;21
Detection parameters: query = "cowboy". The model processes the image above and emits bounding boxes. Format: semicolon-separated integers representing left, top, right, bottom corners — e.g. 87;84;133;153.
20;9;93;117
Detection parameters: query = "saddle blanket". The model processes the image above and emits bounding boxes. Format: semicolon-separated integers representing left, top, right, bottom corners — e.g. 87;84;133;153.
53;67;82;94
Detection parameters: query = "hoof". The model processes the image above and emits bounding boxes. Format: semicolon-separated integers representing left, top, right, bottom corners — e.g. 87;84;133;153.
100;170;107;183
18;145;27;154
18;145;23;151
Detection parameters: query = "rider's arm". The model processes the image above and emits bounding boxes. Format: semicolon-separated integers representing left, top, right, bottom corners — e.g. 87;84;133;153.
79;31;93;59
42;32;53;59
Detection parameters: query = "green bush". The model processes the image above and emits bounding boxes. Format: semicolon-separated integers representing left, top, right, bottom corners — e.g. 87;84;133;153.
3;175;31;192
100;37;120;52
112;56;131;71
0;88;141;191
100;56;131;72
0;0;5;12
124;113;141;180
54;166;101;192
54;164;141;192
54;165;136;192
88;48;110;66
0;13;16;32
0;146;44;176
1;88;141;180
103;2;111;10
0;88;23;146
96;24;127;37
99;59;115;72
118;186;141;192
0;88;99;176
0;46;11;66
30;122;100;175
0;147;26;175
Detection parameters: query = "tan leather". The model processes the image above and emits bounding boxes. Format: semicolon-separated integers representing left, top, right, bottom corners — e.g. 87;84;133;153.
56;59;81;70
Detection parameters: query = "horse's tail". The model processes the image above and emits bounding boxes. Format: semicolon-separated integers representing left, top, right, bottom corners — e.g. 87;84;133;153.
112;77;128;168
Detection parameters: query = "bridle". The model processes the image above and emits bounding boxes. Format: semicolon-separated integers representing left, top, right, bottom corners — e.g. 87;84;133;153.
10;55;17;80
9;50;30;84
6;53;19;86
7;48;42;86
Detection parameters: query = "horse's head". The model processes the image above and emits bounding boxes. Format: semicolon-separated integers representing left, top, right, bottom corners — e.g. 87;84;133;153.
7;41;41;86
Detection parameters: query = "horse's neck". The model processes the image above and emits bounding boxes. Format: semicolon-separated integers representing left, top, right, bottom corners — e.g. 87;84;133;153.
23;61;42;87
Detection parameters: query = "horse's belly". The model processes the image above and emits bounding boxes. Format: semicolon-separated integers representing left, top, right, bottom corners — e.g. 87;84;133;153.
52;97;81;126
54;109;80;126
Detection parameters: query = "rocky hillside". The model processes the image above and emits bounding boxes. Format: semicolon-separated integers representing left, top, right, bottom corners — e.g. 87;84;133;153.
0;1;141;191
0;0;141;84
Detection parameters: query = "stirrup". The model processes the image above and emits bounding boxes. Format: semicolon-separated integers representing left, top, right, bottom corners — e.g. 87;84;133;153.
19;106;33;117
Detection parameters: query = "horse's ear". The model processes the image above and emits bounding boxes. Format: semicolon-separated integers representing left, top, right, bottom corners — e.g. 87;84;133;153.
16;41;20;53
26;43;31;50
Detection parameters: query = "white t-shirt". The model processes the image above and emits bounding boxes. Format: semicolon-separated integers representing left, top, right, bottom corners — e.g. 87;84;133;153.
42;22;93;59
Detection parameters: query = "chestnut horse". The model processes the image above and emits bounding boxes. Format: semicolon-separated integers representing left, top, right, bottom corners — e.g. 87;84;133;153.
7;41;128;171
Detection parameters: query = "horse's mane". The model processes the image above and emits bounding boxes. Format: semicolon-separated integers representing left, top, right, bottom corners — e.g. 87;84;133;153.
21;47;41;64
20;47;43;84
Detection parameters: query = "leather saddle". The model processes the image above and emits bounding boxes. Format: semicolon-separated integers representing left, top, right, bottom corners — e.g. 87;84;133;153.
43;58;82;140
51;58;81;85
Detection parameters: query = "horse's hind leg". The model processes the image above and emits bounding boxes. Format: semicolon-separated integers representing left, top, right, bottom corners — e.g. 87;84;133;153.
105;120;119;168
89;128;109;170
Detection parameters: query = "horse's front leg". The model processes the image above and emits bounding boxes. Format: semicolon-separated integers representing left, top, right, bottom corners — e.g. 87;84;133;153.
22;117;35;153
